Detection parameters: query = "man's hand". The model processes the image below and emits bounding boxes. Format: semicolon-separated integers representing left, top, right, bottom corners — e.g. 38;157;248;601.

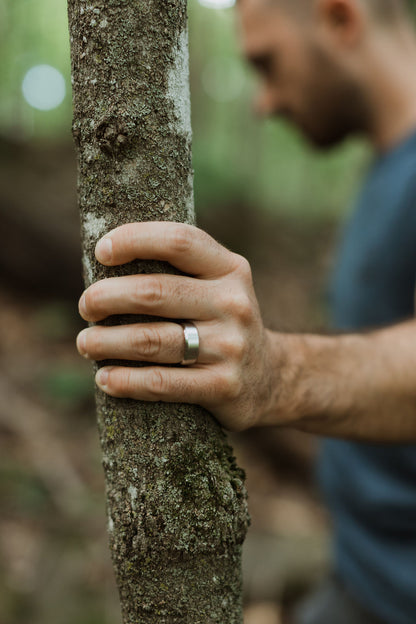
76;222;275;431
76;221;416;440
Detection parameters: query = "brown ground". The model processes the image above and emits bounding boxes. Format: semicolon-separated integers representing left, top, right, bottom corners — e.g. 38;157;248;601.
0;139;339;624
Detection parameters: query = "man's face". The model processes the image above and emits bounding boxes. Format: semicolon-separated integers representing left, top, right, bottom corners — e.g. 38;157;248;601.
238;0;371;148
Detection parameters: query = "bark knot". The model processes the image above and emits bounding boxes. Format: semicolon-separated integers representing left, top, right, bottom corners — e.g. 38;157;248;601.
96;119;129;154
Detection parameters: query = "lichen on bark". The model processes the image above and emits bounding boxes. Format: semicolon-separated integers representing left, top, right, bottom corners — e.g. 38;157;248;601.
67;0;250;622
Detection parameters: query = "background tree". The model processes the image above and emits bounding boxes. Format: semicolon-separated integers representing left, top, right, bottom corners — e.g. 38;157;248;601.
67;1;250;622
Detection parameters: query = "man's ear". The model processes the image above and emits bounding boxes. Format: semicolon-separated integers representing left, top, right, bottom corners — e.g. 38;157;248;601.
316;0;365;46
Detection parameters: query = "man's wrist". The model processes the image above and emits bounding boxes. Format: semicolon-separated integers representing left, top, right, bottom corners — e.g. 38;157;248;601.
258;330;308;428
260;330;350;432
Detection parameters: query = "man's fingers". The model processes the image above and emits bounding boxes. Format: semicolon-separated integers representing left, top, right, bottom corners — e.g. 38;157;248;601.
77;321;217;365
79;273;217;323
94;365;227;406
94;222;243;279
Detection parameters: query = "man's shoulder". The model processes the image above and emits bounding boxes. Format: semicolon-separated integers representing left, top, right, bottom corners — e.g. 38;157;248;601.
361;133;416;214
373;131;416;187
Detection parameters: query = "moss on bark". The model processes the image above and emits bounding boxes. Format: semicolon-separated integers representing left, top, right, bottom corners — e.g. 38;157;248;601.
67;1;250;621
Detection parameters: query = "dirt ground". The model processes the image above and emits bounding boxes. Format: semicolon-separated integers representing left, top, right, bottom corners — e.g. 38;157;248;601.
0;140;339;624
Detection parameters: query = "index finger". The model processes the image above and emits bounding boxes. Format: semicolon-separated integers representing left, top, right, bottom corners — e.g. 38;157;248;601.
95;222;238;278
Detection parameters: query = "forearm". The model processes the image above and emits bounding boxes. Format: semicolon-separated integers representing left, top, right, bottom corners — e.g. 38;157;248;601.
263;319;416;441
78;223;416;443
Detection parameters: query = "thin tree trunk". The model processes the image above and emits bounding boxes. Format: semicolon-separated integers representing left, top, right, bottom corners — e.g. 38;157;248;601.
67;2;249;622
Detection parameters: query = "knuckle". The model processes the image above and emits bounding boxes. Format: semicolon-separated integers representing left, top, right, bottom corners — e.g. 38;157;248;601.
235;293;255;325
223;291;254;326
216;368;243;403
139;276;163;307
146;368;169;398
221;332;246;361
231;254;252;281
169;224;194;254
131;326;162;358
115;368;137;396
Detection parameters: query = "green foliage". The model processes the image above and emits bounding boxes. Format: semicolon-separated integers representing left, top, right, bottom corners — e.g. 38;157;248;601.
0;0;72;138
39;367;93;408
0;0;368;216
0;461;51;514
33;302;81;341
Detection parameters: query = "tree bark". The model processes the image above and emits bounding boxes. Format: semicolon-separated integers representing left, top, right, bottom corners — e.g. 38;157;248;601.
67;1;250;622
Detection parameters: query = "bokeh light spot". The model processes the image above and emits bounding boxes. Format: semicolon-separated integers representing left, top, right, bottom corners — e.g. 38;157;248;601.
22;65;66;111
197;0;236;9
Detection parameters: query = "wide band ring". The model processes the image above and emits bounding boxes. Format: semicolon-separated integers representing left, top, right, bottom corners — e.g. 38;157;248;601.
180;321;199;366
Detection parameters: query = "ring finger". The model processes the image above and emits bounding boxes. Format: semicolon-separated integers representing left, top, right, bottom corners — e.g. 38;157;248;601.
77;321;214;365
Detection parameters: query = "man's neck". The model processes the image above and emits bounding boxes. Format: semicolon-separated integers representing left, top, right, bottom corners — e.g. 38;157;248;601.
368;29;416;153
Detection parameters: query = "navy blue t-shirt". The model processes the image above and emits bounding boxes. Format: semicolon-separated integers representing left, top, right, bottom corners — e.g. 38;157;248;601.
319;131;416;624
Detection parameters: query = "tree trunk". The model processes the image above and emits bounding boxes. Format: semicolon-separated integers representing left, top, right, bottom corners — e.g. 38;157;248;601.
67;2;250;622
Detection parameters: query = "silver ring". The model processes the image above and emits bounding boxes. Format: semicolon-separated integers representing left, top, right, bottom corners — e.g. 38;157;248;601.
180;322;199;365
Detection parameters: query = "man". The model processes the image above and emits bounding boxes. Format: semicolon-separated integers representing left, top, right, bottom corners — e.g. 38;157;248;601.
76;0;416;622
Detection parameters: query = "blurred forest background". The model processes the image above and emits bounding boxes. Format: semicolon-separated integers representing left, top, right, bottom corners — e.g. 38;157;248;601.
0;0;371;623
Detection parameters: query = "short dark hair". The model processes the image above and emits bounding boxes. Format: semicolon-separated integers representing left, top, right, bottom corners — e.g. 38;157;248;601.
370;0;413;20
239;0;413;21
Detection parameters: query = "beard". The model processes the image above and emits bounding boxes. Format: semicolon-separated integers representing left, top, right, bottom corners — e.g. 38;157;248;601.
284;43;373;149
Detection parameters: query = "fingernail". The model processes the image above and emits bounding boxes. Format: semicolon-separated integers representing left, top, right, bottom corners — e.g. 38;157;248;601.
96;237;113;263
96;368;109;389
76;330;89;358
79;293;87;318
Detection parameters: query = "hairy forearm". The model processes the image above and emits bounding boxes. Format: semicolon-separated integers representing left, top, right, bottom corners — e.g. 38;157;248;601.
78;223;416;443
264;319;416;441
